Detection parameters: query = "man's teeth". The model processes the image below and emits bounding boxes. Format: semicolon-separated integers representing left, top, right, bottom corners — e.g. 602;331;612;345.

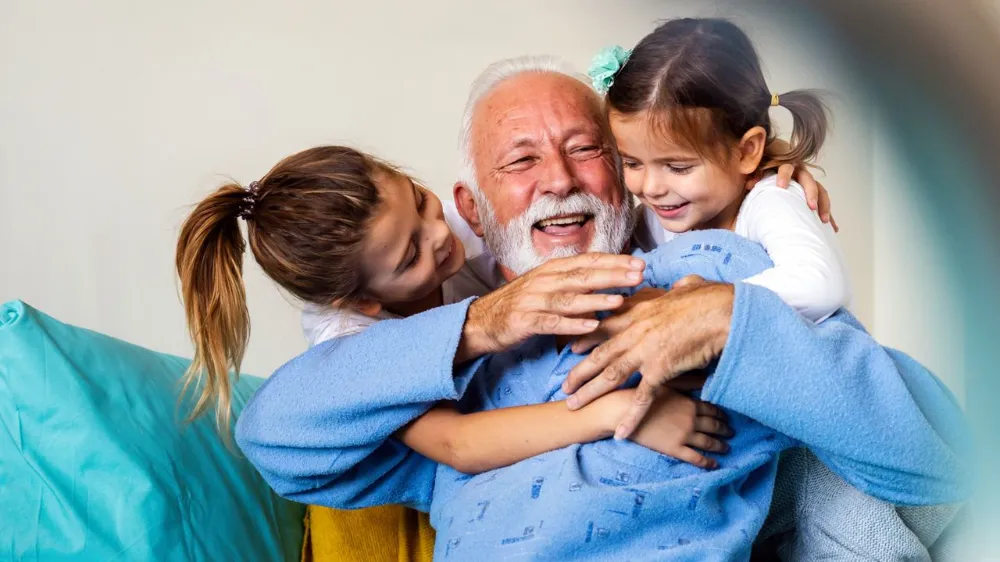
536;215;588;228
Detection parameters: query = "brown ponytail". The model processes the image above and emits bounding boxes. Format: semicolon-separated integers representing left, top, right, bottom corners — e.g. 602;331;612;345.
176;145;398;434
176;183;251;434
765;89;829;169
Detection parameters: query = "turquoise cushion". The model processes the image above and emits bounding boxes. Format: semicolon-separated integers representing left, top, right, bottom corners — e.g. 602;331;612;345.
0;300;304;561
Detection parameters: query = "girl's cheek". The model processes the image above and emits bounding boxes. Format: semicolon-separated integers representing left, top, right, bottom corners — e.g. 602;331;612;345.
623;170;644;195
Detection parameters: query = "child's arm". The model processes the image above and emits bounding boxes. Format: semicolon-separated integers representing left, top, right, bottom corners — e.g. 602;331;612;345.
739;179;851;322
398;389;727;474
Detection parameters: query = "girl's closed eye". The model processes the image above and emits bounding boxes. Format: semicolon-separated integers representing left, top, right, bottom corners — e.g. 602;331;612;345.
623;159;643;170
667;163;694;174
405;242;421;270
416;188;427;212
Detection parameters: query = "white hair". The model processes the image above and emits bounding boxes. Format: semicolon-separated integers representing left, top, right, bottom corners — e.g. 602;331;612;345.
456;55;593;192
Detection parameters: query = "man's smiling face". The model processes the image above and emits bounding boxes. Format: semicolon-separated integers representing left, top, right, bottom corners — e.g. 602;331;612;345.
468;72;631;273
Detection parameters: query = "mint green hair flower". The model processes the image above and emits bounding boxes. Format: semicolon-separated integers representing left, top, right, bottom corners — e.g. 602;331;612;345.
588;45;632;95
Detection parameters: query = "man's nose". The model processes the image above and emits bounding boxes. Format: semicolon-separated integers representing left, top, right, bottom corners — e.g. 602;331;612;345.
538;154;576;197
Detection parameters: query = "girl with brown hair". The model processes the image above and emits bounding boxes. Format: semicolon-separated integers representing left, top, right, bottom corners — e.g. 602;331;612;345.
590;18;851;324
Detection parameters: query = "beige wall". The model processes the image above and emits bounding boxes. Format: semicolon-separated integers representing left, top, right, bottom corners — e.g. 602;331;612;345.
871;128;966;396
1;0;951;389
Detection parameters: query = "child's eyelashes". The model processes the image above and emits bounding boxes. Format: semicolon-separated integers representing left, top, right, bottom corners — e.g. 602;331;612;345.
405;243;421;271
621;159;694;174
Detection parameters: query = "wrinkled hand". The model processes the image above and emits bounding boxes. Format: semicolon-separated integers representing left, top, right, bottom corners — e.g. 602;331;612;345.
570;287;668;355
456;253;645;362
562;276;734;440
619;387;732;469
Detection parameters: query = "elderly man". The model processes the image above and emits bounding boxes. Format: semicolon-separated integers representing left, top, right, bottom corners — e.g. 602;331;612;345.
237;57;967;561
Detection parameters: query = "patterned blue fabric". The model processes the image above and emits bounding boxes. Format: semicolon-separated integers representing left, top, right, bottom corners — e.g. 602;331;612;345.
238;230;969;561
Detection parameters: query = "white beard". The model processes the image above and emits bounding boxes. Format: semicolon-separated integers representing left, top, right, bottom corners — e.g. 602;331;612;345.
475;191;634;276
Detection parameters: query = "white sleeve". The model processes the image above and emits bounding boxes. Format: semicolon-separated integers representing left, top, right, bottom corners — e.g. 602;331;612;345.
737;181;851;322
300;303;383;346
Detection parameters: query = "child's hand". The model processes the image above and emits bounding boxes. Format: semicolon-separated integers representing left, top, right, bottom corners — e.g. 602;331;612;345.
774;164;837;232
606;388;731;469
752;138;838;232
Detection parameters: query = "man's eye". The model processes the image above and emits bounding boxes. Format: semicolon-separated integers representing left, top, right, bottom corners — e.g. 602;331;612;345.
507;156;534;168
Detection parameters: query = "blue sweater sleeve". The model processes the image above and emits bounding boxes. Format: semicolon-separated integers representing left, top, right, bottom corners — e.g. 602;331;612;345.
702;283;971;506
235;298;482;510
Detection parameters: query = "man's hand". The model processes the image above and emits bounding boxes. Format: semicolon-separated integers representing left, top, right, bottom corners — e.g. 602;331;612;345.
569;287;667;355
455;253;645;363
562;276;734;440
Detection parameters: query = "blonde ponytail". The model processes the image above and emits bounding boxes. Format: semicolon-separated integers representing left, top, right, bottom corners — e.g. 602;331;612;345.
176;183;251;435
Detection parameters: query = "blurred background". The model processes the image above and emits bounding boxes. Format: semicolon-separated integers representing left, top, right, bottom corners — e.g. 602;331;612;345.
2;0;998;550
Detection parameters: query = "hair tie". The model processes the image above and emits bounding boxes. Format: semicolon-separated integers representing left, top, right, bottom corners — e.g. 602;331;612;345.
238;180;260;220
770;93;780;107
588;45;632;95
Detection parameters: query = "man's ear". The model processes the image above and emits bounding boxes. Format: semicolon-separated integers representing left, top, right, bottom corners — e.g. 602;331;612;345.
737;126;768;176
454;182;485;237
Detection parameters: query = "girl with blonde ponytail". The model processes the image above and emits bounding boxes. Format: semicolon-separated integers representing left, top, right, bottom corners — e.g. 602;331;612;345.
176;144;729;463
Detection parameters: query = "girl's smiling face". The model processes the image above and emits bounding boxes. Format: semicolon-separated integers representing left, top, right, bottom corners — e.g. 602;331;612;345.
609;109;757;233
359;171;465;306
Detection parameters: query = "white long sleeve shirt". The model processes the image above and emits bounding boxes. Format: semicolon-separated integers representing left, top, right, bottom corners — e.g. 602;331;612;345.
635;175;851;322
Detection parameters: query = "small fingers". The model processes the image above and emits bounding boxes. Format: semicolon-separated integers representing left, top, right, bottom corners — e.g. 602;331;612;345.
694;401;727;422
817;184;832;224
613;381;661;440
693;415;733;438
672;446;718;470
787;164;821;211
686;432;730;454
775;163;794;189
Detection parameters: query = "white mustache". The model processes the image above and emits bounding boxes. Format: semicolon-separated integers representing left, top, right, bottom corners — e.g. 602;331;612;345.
521;193;602;226
476;189;635;276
